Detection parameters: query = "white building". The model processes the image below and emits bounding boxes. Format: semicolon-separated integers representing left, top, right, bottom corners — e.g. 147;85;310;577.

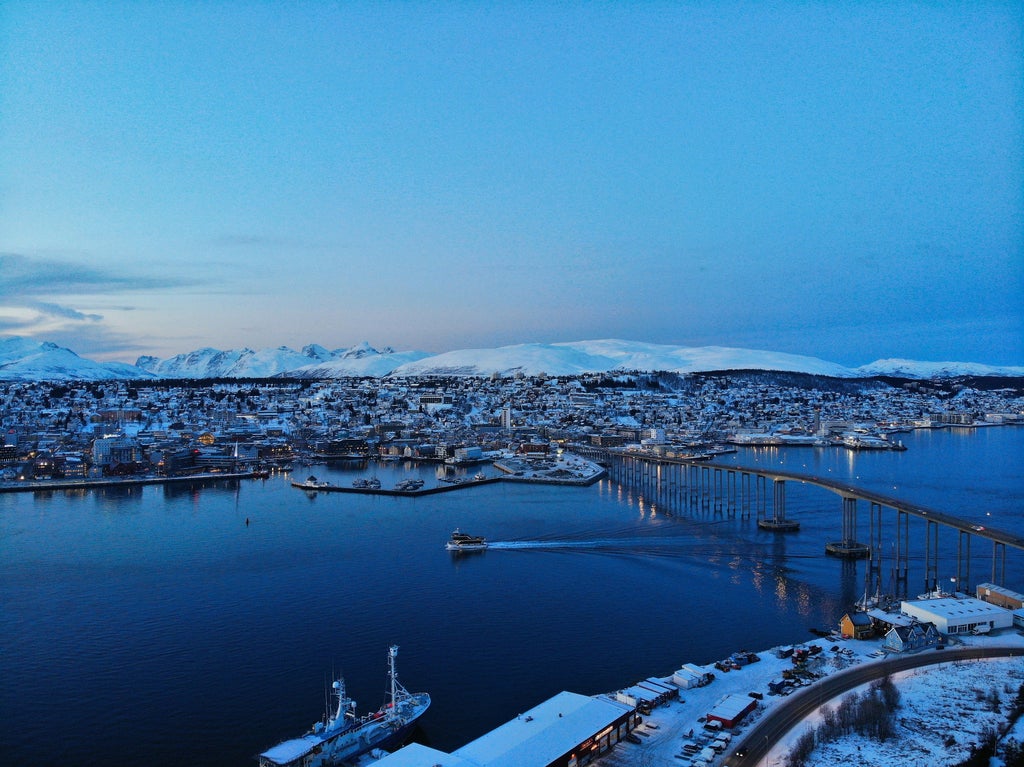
901;596;1013;635
373;691;636;767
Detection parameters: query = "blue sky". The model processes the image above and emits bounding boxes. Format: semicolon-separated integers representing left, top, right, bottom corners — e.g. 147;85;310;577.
1;2;1021;366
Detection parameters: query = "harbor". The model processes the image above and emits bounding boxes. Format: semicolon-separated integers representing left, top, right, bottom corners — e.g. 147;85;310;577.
2;426;1022;767
363;625;1024;767
289;453;607;496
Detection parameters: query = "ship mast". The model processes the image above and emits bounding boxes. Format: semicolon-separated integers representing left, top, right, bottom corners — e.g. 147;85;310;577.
389;645;398;706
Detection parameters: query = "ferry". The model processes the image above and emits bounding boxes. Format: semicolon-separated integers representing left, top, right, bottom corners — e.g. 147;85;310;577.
293;475;333;490
258;645;430;767
445;529;487;552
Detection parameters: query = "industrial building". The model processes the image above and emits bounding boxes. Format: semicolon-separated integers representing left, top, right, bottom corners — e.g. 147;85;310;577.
976;583;1024;610
901;595;1013;635
705;693;758;729
372;691;637;767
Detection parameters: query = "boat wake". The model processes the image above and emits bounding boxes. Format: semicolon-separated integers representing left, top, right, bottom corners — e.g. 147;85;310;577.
485;538;692;551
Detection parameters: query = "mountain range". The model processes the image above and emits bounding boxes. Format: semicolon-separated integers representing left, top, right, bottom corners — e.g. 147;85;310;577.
1;336;1021;381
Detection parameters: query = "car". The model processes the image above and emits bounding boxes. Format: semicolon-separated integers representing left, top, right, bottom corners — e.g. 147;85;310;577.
734;746;748;757
971;525;985;531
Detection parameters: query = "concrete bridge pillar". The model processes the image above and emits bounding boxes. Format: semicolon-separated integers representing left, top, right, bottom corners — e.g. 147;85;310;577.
923;519;939;595
713;467;724;515
757;479;799;531
956;530;972;594
866;502;884;596
826;496;869;558
894;509;909;598
992;541;1007;587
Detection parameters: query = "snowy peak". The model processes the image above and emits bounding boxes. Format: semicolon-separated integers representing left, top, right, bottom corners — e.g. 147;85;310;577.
855;358;1024;379
339;341;380;359
1;337;153;381
388;340;856;378
2;335;1021;380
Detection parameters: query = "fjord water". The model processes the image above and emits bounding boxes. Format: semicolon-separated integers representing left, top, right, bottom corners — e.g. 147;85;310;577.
2;426;1021;766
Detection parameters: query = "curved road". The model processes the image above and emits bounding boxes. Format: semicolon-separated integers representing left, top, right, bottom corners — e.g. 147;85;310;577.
724;644;1024;767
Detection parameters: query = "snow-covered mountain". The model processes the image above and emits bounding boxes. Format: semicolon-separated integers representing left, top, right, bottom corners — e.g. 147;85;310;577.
135;344;337;378
0;337;155;381
854;358;1024;379
1;335;1021;380
389;340;856;378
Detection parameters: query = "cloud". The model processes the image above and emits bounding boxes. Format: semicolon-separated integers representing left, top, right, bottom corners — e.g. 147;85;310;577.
0;252;202;360
24;301;103;322
0;252;193;297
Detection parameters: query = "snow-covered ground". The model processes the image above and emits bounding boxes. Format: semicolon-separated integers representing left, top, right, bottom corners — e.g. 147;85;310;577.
595;631;1024;767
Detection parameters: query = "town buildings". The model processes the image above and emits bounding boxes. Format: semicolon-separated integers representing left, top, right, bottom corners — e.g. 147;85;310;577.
0;372;1021;482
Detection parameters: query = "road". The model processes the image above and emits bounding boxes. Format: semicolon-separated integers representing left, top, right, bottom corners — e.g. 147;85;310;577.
724;644;1024;767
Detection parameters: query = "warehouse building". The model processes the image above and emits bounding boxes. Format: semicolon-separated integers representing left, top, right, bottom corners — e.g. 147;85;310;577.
976;583;1024;610
705;693;758;729
373;691;636;767
901;595;1012;635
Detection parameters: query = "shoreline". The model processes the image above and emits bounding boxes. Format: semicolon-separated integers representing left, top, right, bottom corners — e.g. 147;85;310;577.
587;631;1024;767
0;470;256;494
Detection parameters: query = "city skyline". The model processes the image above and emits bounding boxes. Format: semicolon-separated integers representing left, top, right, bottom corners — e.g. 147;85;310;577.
1;2;1021;366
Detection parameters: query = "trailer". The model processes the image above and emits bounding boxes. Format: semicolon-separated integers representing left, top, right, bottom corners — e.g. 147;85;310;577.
616;685;658;713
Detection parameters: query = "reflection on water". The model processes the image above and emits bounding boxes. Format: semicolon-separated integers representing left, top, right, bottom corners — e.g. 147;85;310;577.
0;426;1021;767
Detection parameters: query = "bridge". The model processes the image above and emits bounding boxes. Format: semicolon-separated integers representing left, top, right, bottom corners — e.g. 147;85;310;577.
570;445;1022;597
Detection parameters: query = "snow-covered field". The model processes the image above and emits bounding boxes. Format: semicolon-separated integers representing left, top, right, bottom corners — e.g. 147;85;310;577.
775;654;1024;767
595;632;1024;767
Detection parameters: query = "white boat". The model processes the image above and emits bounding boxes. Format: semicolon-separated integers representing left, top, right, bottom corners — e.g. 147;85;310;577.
445;528;487;551
293;475;333;490
258;645;429;767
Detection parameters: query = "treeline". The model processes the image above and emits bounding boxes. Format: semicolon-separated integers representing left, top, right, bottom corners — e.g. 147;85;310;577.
786;679;1024;767
952;683;1024;767
785;676;901;767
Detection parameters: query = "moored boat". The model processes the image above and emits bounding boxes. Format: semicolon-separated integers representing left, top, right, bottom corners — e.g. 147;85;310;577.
258;645;429;767
445;528;487;551
293;475;333;490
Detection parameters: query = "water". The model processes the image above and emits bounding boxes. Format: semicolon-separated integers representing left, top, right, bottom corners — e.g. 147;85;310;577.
1;427;1021;766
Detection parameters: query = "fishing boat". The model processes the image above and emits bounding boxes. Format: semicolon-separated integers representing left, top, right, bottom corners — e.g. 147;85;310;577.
445;528;487;551
258;645;430;767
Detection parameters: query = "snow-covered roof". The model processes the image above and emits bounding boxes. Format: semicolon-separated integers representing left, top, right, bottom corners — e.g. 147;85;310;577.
977;582;1024;602
371;742;476;767
259;734;324;765
866;608;915;627
707;693;756;721
452;691;633;767
902;596;1010;622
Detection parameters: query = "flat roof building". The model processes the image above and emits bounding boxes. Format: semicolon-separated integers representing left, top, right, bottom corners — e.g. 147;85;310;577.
901;596;1013;635
976;583;1024;611
706;694;758;729
374;691;636;767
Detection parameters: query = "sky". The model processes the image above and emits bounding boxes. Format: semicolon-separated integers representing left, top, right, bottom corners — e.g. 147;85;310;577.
0;2;1021;367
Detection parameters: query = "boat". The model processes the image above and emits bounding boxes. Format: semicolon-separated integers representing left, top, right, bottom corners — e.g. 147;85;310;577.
293;475;333;490
445;528;487;551
473;472;487;481
258;645;430;767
